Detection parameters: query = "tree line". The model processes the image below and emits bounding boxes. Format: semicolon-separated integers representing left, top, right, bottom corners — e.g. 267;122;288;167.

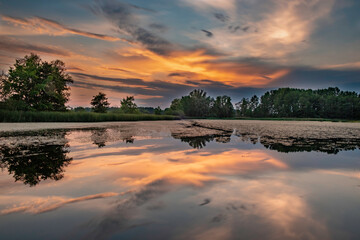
1;54;359;120
236;87;360;119
165;89;234;118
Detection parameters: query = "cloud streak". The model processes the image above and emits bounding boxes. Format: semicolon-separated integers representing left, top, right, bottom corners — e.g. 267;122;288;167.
1;15;120;41
0;36;71;56
0;192;119;215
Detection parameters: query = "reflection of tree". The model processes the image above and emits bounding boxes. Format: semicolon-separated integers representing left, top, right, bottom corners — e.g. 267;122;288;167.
0;138;72;186
173;125;360;153
260;137;360;154
215;136;231;144
234;130;360;154
173;134;232;149
123;137;134;144
179;136;214;149
91;129;109;148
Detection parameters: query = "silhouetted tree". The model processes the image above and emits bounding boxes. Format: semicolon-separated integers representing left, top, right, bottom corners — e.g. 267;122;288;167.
154;106;162;115
120;96;138;113
74;106;87;112
91;92;110;113
180;89;213;117
212;95;234;118
236;98;250;117
0;53;73;111
170;98;182;110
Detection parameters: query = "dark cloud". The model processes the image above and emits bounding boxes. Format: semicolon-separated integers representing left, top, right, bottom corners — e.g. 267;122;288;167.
229;25;250;33
91;0;174;55
71;72;146;86
133;27;173;55
0;36;70;56
201;29;213;37
148;23;168;33
242;26;250;32
67;67;84;71
168;71;198;79
260;75;272;80
187;44;229;57
213;13;229;22
229;25;241;33
128;3;156;13
168;73;184;77
106;67;131;73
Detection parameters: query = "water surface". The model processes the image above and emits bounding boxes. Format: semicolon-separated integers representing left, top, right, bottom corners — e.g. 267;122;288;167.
0;121;359;240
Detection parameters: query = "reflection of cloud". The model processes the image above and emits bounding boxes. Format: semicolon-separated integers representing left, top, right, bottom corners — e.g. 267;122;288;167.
316;169;360;179
112;149;288;187
0;192;119;215
179;178;330;240
246;180;330;239
83;179;170;239
2;15;120;41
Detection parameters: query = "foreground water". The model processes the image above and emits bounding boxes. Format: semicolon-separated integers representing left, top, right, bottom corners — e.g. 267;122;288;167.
0;121;360;240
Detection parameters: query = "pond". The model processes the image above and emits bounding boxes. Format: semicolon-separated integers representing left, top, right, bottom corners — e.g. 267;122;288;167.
0;120;360;240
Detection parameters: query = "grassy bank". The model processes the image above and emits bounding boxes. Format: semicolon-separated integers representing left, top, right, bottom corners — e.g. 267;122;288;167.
0;110;180;122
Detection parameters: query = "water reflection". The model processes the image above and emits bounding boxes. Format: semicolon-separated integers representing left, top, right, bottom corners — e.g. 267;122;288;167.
0;123;360;239
235;131;360;154
0;133;72;186
91;129;109;148
1;125;359;187
173;134;231;149
171;127;360;154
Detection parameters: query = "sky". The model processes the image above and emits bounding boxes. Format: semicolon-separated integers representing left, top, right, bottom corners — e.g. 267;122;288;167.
0;0;359;107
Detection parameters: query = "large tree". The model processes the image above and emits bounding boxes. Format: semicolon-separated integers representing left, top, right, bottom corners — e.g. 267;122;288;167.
120;96;138;113
91;92;110;113
212;95;234;118
180;89;213;117
0;53;73;111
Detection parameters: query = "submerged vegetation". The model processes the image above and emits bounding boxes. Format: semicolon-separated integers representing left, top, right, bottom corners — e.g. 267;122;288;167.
0;54;359;122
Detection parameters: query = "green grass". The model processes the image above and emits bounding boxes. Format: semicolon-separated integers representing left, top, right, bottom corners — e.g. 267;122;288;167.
1;110;358;123
0;110;180;122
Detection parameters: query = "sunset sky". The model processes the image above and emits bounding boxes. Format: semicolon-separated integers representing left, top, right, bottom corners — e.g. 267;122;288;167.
0;0;359;107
